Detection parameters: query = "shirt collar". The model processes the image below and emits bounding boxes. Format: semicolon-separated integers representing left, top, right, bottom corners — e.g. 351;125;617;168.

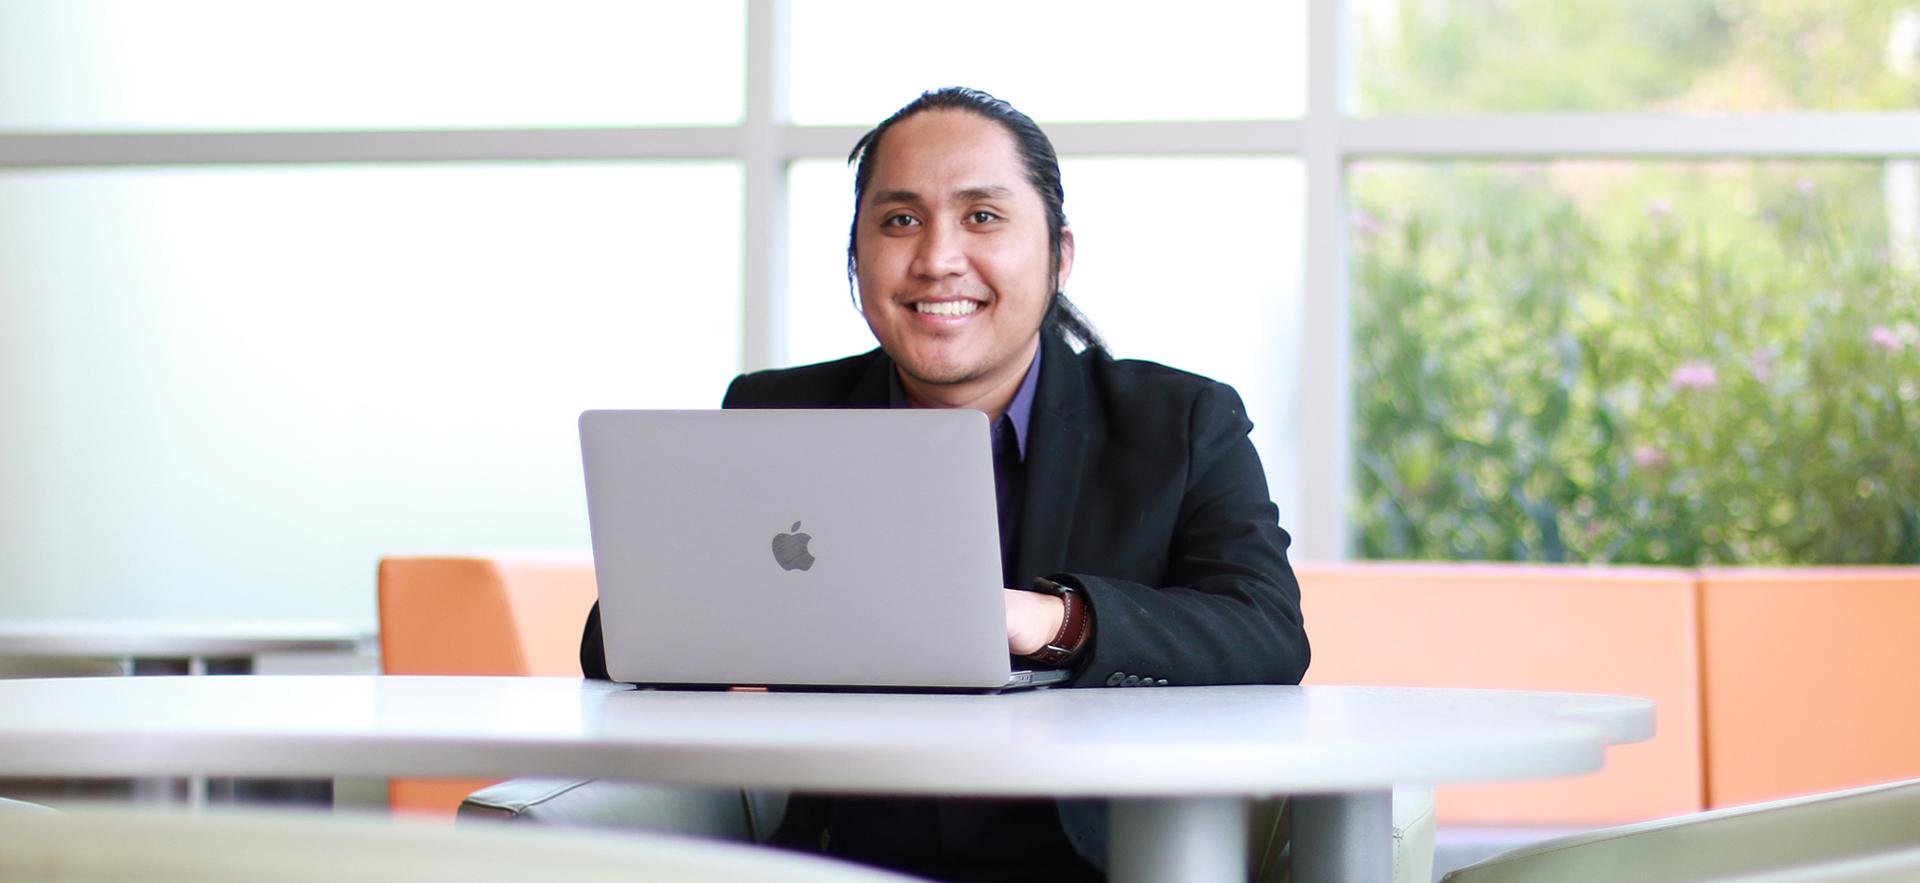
887;339;1043;462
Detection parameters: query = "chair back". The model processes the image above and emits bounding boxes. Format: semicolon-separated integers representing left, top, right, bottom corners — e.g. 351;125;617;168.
0;807;915;882
1441;777;1920;882
378;556;597;677
376;554;598;816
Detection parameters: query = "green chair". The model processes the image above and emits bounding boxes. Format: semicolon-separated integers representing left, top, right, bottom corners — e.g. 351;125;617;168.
0;806;915;882
1442;777;1920;882
0;796;56;815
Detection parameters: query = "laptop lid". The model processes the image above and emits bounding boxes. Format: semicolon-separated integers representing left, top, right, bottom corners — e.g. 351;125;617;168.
581;409;1052;691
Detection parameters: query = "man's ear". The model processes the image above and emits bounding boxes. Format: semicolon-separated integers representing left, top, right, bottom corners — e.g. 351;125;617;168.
1057;226;1075;290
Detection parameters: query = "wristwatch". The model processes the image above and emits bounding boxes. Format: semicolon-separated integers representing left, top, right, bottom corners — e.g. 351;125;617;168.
1022;576;1092;667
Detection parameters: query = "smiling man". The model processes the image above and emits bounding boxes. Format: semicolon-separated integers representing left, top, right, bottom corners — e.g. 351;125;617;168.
581;88;1309;881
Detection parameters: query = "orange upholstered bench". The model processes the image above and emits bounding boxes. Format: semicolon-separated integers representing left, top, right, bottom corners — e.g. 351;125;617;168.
1699;567;1920;809
1298;562;1704;826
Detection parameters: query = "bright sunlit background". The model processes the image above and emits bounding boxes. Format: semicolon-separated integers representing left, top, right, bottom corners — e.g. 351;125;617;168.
1;0;1916;624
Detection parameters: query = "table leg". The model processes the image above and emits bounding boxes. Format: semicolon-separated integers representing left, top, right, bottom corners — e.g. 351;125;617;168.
1109;797;1247;883
332;778;390;812
1291;789;1392;883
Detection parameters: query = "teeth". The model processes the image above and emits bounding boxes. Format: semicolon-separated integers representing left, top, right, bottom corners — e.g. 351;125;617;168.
914;301;980;317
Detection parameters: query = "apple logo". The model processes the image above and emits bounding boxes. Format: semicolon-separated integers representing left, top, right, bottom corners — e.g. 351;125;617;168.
771;521;815;571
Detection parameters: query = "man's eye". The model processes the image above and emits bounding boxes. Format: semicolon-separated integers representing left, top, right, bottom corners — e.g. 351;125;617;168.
968;211;1000;224
884;214;919;228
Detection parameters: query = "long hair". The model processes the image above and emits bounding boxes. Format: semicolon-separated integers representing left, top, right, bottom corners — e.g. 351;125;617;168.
845;87;1105;353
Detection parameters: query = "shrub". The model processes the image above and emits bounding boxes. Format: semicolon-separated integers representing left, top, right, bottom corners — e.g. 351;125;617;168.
1351;162;1920;564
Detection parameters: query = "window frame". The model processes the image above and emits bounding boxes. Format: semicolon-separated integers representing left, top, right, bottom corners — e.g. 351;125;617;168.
5;0;1918;560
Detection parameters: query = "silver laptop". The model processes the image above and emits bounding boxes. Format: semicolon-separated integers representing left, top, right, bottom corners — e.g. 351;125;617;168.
579;409;1071;692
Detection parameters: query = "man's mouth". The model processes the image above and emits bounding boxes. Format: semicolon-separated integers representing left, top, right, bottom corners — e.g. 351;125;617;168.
912;300;982;317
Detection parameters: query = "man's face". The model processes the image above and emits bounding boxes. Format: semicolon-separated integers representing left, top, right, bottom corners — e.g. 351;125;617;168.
854;110;1072;392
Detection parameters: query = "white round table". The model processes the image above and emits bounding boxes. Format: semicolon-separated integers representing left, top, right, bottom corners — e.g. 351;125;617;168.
0;676;1653;882
0;620;375;674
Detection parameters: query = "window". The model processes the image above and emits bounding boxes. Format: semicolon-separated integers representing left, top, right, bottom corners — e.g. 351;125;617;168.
0;0;744;131
0;161;741;617
1354;0;1920;114
1349;159;1920;564
1346;0;1920;565
5;0;1915;624
787;1;1305;124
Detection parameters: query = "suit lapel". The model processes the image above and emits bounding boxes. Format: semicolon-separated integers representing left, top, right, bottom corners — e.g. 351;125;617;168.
1011;333;1091;585
844;349;894;408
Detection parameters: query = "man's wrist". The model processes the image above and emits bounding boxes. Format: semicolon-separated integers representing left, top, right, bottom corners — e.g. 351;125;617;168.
1021;577;1092;666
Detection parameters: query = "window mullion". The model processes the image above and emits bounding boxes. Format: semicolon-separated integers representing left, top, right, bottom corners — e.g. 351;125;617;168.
1299;0;1353;562
741;0;791;373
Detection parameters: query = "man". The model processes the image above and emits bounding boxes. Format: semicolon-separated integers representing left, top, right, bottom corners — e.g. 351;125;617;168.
582;87;1308;881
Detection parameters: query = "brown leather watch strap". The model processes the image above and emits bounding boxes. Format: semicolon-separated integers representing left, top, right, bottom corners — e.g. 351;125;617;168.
1023;582;1092;667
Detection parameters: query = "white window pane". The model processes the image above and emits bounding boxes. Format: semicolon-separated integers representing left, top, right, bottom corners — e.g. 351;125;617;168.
1354;0;1920;115
0;162;742;621
1064;157;1306;526
0;0;743;131
785;159;877;367
784;156;1305;526
1349;159;1920;564
788;1;1305;125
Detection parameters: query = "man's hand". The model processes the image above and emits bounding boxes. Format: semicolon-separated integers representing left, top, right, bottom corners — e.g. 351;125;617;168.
1003;588;1066;656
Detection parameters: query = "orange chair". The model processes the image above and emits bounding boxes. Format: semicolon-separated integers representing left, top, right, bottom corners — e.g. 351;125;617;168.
1298;562;1703;826
1700;567;1920;809
376;555;599;817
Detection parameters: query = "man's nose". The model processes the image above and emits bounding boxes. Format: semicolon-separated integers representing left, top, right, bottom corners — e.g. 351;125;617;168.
910;219;968;278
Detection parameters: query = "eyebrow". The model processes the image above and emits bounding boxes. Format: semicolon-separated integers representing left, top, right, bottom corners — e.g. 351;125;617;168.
869;185;1017;206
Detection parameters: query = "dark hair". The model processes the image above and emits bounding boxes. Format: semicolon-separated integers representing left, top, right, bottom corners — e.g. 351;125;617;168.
845;87;1105;353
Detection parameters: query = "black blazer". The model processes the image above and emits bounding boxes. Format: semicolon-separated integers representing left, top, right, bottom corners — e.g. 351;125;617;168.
581;330;1310;689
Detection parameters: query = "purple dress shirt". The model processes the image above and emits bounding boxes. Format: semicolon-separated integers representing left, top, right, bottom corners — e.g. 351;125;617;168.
888;341;1041;588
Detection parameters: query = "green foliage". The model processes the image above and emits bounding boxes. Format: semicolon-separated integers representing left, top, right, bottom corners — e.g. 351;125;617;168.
1357;0;1920;113
1351;1;1920;563
1351;162;1920;564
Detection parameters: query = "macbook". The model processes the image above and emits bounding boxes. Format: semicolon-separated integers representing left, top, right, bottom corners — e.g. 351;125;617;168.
579;409;1071;692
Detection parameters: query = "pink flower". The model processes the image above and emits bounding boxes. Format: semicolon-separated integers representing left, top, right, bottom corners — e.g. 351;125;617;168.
1797;176;1816;196
1670;360;1718;390
1646;198;1673;220
1353;210;1383;238
1870;326;1902;351
1633;446;1668;468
